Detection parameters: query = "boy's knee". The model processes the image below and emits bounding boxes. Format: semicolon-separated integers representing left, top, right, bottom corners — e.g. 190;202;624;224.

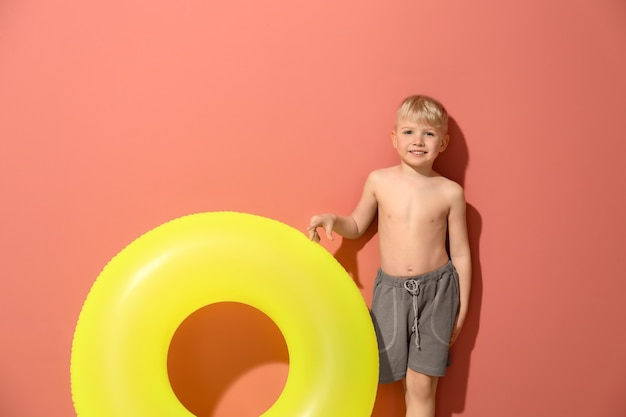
405;370;438;400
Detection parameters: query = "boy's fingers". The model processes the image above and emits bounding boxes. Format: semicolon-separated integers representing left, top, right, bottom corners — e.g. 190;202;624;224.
307;217;334;242
308;228;321;242
324;225;334;240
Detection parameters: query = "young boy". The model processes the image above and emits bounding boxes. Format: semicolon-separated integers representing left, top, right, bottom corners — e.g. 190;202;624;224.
307;95;471;417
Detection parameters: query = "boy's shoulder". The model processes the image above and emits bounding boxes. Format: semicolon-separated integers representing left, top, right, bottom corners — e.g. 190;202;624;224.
432;173;466;202
432;171;464;191
363;166;401;190
368;165;402;180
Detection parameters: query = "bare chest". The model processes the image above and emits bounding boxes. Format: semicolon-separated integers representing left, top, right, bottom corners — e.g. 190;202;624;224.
376;183;450;226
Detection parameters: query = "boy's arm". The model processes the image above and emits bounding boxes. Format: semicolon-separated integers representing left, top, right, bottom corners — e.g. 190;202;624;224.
447;185;472;345
308;172;379;241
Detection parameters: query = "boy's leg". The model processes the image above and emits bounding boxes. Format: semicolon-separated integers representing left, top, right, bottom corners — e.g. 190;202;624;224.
404;368;439;417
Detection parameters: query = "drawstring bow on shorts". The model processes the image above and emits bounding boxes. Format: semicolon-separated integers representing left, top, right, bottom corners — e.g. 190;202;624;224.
403;279;422;349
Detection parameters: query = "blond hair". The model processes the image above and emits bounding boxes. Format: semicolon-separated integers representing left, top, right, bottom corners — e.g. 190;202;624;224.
396;95;449;132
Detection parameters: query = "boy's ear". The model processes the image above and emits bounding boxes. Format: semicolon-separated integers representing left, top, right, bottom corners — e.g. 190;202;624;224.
439;133;450;152
391;130;398;148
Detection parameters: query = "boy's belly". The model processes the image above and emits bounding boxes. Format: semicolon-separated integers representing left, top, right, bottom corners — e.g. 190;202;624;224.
378;237;449;277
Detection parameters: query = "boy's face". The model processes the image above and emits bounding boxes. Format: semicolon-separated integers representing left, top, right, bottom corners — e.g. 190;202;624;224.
392;118;449;169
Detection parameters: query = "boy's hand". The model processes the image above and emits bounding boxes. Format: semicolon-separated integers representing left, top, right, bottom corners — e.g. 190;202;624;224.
449;326;461;346
307;214;336;242
449;315;465;346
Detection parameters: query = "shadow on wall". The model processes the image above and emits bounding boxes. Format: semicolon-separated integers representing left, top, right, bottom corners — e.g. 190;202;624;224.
334;117;483;417
168;302;289;416
434;116;484;415
333;216;378;288
437;203;483;417
436;117;469;186
435;117;484;416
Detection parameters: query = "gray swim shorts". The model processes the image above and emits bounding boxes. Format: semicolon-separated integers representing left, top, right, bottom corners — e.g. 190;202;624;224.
370;261;460;382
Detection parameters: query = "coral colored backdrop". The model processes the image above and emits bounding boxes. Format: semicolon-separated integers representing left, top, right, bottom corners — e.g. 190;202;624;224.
1;1;625;416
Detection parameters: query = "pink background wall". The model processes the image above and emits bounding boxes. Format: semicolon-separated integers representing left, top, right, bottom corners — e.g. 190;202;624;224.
1;0;625;416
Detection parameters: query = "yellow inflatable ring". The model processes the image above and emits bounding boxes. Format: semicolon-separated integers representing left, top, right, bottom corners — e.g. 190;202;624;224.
71;212;378;417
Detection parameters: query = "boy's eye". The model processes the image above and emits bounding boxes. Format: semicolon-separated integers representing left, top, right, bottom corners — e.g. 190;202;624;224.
424;131;435;137
403;130;413;135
